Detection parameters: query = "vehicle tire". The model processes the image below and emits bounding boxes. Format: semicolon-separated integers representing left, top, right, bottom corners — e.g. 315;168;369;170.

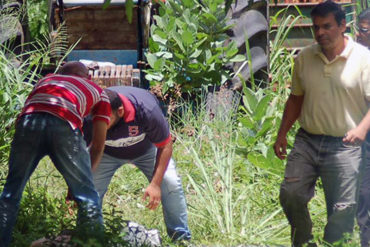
226;0;269;90
206;1;268;118
0;1;25;56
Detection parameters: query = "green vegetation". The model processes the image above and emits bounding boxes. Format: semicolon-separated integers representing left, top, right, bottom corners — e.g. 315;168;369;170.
145;0;244;100
0;2;365;247
27;0;49;40
0;48;40;167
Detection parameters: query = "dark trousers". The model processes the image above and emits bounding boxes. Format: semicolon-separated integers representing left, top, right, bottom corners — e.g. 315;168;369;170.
281;129;362;247
0;113;103;247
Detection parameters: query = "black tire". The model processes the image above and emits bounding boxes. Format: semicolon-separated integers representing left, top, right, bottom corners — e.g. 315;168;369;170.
205;1;268;118
0;1;24;55
226;0;269;90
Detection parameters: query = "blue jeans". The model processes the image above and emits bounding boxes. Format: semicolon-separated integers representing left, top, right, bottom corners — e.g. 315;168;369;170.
280;128;362;247
93;146;191;240
0;113;103;247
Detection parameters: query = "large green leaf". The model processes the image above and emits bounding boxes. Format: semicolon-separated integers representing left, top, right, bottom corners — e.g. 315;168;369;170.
190;49;202;58
174;52;185;60
155;29;168;39
238;116;254;129
201;13;218;25
155;51;173;59
103;0;111;9
226;47;238;59
145;72;164;81
182;30;194;46
254;94;272;122
154;15;165;29
148;38;160;52
152;34;167;45
154;58;165;70
125;0;134;24
229;54;246;62
167;17;176;32
183;0;194;8
193;37;208;49
242;88;258;114
266;148;285;175
256;117;274;138
146;53;157;69
172;32;185;52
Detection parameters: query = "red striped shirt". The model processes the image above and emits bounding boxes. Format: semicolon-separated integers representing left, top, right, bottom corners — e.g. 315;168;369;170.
20;74;111;130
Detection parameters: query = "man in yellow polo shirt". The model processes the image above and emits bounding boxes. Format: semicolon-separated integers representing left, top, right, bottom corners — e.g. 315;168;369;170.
356;8;370;247
273;1;370;246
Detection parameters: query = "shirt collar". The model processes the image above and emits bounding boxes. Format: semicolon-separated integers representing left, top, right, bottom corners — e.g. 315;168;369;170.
118;93;135;123
314;34;354;60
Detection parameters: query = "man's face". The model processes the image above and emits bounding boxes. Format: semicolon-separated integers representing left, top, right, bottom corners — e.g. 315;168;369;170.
312;13;346;51
357;19;370;48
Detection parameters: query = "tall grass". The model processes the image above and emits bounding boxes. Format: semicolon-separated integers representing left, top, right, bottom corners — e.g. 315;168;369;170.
0;49;36;172
269;6;301;101
170;96;291;246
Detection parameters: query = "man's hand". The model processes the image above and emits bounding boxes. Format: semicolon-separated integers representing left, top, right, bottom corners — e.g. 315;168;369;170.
142;183;161;210
274;134;288;160
343;127;367;145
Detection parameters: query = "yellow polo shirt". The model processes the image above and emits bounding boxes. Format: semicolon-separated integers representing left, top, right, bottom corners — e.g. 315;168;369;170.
291;36;370;136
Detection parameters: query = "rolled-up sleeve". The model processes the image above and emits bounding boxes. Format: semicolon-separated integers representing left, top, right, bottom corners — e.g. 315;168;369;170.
291;56;304;96
143;105;171;147
92;90;111;125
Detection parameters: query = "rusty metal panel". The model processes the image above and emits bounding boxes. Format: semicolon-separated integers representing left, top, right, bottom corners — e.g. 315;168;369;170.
56;5;138;50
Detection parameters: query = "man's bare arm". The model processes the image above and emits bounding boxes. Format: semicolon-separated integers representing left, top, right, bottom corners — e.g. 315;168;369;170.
90;120;108;171
274;94;304;160
143;140;172;210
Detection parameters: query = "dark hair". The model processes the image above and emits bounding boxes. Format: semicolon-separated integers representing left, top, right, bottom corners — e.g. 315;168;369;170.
310;0;346;26
359;8;370;22
104;89;122;111
58;61;89;78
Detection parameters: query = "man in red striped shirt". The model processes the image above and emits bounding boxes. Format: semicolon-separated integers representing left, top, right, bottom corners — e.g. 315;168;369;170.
0;61;111;246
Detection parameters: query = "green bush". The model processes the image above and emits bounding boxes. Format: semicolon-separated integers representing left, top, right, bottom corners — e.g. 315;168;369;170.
145;0;245;100
27;0;49;41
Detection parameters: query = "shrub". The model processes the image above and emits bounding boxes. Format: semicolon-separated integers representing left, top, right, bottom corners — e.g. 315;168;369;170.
145;0;245;101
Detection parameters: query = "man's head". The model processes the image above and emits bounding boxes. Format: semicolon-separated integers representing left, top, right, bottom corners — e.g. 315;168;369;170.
104;89;124;129
310;1;346;51
357;8;370;48
58;61;90;79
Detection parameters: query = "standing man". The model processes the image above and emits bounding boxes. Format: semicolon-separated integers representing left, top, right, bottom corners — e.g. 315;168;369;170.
273;1;370;246
357;8;370;48
0;61;111;247
83;86;191;241
356;8;370;247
